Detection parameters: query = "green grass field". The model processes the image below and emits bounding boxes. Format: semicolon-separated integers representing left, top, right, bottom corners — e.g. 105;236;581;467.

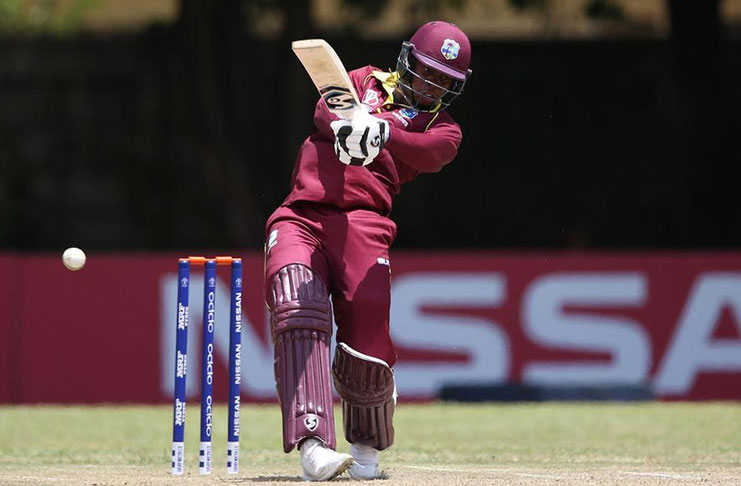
0;402;739;485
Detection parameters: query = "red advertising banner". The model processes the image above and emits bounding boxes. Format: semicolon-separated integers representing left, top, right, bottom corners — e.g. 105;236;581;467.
0;251;739;403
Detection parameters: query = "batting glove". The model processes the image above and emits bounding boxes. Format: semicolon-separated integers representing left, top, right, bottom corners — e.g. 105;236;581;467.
330;112;389;167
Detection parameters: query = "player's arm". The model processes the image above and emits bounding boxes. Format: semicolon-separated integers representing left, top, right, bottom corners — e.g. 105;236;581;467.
313;96;340;138
383;120;462;173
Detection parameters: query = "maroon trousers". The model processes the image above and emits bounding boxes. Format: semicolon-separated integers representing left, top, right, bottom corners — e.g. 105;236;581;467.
264;203;398;367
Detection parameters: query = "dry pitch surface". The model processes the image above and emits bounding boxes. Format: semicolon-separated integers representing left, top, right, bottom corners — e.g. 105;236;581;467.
0;403;739;485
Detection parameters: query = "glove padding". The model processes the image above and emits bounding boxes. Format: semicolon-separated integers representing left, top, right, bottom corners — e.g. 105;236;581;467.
330;112;389;167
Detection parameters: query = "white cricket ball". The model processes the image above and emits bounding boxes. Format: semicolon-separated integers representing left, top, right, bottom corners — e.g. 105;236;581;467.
62;247;86;271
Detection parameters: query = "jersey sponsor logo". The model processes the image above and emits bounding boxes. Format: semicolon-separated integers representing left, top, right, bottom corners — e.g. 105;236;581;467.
392;112;409;126
362;89;380;107
400;108;418;119
441;39;461;60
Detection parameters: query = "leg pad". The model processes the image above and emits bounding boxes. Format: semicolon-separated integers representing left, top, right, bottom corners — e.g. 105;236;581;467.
332;342;395;450
271;264;336;452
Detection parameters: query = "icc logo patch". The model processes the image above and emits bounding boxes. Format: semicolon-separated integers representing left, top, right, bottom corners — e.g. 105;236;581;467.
441;39;460;60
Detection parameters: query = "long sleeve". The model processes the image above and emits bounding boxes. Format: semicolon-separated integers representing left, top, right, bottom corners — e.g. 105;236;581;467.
383;119;462;173
313;96;338;139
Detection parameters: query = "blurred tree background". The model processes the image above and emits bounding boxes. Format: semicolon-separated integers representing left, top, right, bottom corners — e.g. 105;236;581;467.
0;0;739;251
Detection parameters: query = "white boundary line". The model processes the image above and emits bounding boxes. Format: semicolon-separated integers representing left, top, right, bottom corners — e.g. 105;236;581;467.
617;471;696;480
515;473;564;479
402;465;732;482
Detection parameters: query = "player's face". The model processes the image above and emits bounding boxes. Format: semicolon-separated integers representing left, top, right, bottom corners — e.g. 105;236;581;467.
410;60;454;108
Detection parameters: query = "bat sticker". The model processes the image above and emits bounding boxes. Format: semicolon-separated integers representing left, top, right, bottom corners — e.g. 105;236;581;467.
320;86;358;112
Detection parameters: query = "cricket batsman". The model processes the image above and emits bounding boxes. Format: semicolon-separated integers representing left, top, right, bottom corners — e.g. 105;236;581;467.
264;20;473;481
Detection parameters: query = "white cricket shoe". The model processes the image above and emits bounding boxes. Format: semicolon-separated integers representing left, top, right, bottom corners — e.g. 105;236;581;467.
300;438;353;481
348;444;383;480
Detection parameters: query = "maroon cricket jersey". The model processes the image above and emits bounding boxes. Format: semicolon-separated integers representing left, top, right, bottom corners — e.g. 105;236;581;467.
282;65;463;216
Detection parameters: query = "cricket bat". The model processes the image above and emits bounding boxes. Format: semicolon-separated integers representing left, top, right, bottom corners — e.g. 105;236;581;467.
292;39;361;120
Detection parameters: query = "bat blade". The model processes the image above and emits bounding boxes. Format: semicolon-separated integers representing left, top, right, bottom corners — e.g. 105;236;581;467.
292;39;362;120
